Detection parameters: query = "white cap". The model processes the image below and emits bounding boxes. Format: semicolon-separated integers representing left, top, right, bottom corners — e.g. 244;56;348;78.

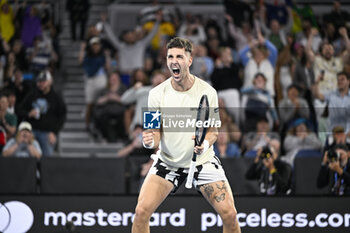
37;70;52;82
18;121;32;131
89;37;100;45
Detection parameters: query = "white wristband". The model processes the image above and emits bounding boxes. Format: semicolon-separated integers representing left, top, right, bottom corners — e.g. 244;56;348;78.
202;140;210;154
143;139;154;149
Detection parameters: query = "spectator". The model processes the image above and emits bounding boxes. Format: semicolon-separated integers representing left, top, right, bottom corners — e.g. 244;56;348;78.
78;36;110;130
103;11;161;81
210;46;242;124
317;144;350;195
2;121;41;158
139;3;176;52
257;5;293;52
322;22;346;57
210;46;242;92
0;30;10;55
5;68;34;118
3;89;15;115
218;98;241;144
282;118;322;167
313;71;350;134
27;35;58;74
263;0;290;25
306;27;350;98
21;6;42;48
130;68;149;87
93;71;127;142
278;84;310;133
0;0;15;43
239;32;278;97
3;52;16;85
224;0;253;28
246;145;292;195
190;44;214;82
66;0;90;41
293;43;315;107
323;0;350;33
242;116;280;154
18;70;66;156
274;36;295;103
206;37;221;62
121;70;166;136
307;27;350;141
143;55;156;77
117;124;154;158
295;17;322;53
324;126;350;153
225;14;253;52
177;13;206;46
0;95;17;139
213;126;240;158
11;39;28;71
240;73;278;132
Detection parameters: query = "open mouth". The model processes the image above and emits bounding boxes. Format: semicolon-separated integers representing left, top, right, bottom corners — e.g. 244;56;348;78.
172;68;180;76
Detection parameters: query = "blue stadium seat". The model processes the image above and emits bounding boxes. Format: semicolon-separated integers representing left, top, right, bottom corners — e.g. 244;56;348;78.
295;149;322;158
244;150;257;158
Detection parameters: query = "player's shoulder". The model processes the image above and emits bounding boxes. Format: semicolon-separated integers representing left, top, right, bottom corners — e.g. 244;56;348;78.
195;76;217;94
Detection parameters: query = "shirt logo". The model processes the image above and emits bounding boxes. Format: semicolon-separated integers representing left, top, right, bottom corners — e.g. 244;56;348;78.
143;110;161;129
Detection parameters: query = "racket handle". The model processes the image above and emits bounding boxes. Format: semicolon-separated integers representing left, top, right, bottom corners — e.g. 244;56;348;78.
185;160;196;189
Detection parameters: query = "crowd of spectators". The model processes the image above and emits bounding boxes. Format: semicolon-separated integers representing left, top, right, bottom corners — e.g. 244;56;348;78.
0;0;65;157
82;0;349;195
1;0;350;196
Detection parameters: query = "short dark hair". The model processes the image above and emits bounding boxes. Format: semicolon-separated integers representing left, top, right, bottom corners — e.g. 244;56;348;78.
166;37;193;55
287;83;300;92
337;71;350;80
254;72;267;81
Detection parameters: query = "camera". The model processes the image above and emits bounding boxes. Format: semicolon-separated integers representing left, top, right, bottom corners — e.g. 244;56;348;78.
260;146;272;159
327;148;339;162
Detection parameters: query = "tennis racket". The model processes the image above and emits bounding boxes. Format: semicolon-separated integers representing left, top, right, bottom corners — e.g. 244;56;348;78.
185;94;210;189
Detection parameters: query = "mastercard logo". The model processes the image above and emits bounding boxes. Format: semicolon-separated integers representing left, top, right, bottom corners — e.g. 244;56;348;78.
0;201;34;233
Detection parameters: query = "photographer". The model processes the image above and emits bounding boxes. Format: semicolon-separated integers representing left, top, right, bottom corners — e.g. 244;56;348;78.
2;122;42;158
246;145;292;195
317;144;350;195
323;126;350;152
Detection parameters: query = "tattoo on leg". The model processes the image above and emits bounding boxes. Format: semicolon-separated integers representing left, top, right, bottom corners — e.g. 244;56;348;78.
216;181;228;192
201;184;214;198
214;193;225;202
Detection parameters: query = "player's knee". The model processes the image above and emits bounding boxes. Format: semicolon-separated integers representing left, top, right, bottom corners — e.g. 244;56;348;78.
220;208;238;227
134;205;152;222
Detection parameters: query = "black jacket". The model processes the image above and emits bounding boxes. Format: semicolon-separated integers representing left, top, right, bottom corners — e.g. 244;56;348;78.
210;63;242;92
18;88;66;134
246;159;292;195
317;160;350;195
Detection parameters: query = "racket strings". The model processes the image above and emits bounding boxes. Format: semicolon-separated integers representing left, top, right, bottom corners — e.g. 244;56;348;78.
195;98;209;145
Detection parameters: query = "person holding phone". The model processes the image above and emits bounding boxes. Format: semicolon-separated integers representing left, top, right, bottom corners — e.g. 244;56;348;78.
2;121;42;158
132;37;241;233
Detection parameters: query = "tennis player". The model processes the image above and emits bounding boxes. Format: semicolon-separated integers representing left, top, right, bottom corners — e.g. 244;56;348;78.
132;37;241;233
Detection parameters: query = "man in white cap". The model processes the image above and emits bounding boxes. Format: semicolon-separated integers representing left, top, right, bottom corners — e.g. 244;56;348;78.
18;70;66;156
